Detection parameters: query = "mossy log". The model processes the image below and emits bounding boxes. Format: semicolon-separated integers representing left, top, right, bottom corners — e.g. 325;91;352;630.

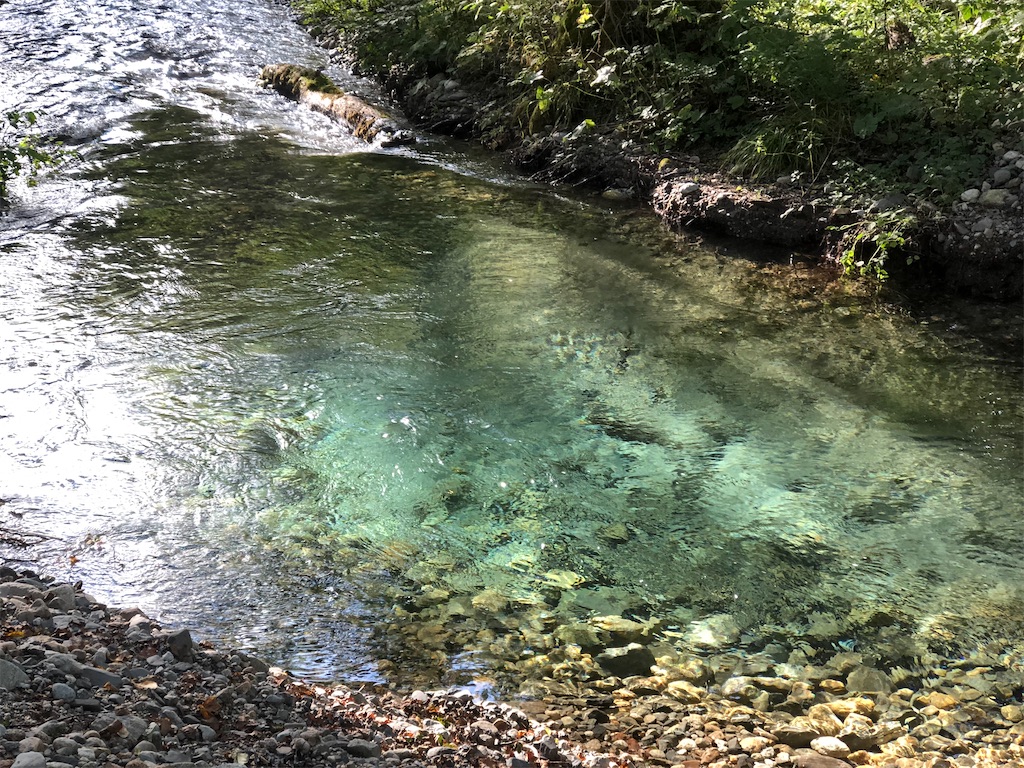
260;63;413;147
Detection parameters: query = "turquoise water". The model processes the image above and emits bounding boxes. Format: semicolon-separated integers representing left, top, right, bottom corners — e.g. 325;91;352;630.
1;0;1021;692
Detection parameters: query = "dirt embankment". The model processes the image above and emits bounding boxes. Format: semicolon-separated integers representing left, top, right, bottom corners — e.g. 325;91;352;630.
270;31;1022;301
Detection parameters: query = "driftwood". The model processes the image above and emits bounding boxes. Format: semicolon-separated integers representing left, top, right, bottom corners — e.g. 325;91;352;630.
260;63;414;147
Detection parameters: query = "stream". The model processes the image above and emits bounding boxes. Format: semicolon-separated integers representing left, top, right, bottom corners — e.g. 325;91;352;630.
1;0;1022;694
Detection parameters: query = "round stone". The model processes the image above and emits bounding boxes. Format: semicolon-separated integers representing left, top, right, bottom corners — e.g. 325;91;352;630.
810;735;852;758
51;682;76;701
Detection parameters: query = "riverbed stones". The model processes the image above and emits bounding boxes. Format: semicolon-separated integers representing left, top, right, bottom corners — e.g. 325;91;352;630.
846;665;893;694
0;658;29;689
5;571;1024;768
594;643;656;677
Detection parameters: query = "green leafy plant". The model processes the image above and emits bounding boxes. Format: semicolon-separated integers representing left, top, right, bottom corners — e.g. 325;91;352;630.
833;209;919;281
0;111;64;202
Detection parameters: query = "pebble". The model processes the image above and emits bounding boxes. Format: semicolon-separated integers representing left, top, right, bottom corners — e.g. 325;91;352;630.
4;569;1024;768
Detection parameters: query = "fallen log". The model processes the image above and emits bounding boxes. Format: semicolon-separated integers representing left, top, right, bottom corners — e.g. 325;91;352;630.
260;63;414;147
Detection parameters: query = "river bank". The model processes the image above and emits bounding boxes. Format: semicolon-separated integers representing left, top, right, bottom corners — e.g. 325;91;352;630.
3;570;1023;768
293;12;1022;301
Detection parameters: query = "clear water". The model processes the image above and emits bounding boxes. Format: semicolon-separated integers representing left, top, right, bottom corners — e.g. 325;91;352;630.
1;0;1021;690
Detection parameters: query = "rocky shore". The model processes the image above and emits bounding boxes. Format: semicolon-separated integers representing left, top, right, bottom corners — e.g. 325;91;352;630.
3;569;1023;768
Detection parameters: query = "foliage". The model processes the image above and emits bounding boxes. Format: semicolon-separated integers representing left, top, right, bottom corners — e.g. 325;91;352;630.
0;111;64;203
295;0;1023;200
832;208;920;281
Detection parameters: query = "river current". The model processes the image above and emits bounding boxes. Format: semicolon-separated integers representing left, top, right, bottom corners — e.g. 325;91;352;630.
1;0;1022;692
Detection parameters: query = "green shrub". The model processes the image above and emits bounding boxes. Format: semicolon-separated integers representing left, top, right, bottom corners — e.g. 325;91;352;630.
0;111;64;202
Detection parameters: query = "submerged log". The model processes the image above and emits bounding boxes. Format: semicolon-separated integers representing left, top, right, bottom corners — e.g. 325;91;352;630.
260;63;414;147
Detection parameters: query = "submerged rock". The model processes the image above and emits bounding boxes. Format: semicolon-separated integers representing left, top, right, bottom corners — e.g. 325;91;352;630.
594;643;656;677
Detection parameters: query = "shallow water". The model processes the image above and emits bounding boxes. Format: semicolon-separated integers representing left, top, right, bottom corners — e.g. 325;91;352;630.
1;0;1022;691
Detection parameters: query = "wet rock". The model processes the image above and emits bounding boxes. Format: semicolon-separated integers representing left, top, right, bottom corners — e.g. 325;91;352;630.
594;643;655;677
792;749;853;767
919;690;958;710
825;697;875;718
596;522;631;544
1000;704;1023;722
688;613;741;648
807;704;844;737
554;622;601;647
772;723;819;748
810;735;851;758
721;676;760;702
601;188;634;201
589;615;655;643
664;680;704;703
846;666;892;694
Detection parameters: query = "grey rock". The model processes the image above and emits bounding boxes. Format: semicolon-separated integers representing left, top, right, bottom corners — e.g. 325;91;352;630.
961;188;982;202
18;736;46;753
235;652;270;673
51;682;77;701
120;716;149;745
31;721;66;740
51;737;80;755
0;659;29;689
993;168;1014;186
972;217;994;233
0;583;44;601
46;653;84;676
594;643;656;677
1004;150;1022;162
43;584;77;611
979;188;1011;207
677;181;701;196
78;665;124;689
166;628;194;661
345;738;381;758
868;193;907;213
11;753;46;768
